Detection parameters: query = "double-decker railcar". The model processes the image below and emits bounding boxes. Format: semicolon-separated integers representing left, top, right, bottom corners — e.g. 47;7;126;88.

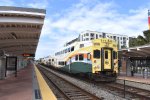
51;37;118;81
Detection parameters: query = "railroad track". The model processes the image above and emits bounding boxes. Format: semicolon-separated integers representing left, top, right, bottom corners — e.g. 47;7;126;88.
97;82;150;100
39;64;150;100
37;65;101;100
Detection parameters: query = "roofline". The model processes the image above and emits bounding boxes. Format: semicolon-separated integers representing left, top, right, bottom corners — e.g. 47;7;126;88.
119;44;150;51
80;30;128;37
0;6;46;14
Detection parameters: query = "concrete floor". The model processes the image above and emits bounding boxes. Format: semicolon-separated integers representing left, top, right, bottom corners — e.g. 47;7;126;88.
0;65;33;100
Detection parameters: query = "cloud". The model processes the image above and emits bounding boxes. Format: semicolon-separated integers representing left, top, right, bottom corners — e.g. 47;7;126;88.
50;1;148;37
27;0;49;8
40;18;53;37
0;0;15;6
0;0;49;9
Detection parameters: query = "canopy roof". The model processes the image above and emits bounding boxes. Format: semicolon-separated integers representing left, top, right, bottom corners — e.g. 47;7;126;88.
119;44;150;58
0;6;46;56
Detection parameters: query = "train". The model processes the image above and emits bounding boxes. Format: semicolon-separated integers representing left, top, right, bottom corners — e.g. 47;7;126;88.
39;31;118;81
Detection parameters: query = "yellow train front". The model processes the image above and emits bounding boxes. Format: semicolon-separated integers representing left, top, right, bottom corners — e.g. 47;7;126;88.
90;38;118;81
59;38;118;82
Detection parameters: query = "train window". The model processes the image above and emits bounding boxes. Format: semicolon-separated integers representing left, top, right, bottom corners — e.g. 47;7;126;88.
75;55;78;61
59;61;65;65
105;51;108;59
79;54;84;60
93;50;100;58
68;48;70;52
65;49;67;53
87;53;91;60
113;51;117;59
71;46;74;51
80;44;84;48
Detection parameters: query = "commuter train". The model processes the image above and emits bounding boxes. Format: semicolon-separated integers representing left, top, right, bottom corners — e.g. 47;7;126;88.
40;32;118;81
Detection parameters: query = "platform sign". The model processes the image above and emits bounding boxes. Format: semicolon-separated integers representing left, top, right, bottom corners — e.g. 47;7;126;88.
22;53;35;57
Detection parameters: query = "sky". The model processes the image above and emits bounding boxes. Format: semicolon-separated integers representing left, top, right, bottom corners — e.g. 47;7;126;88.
0;0;150;59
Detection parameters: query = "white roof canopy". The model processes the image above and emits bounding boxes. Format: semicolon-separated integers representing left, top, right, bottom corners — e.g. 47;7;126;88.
0;6;46;56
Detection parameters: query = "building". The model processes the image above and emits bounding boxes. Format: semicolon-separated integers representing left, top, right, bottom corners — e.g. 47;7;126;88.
77;30;129;49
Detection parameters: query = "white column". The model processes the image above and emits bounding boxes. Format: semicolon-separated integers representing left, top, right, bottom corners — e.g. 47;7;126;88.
0;57;6;80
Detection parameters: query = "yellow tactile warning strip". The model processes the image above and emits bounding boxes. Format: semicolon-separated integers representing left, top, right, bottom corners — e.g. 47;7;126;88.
34;65;57;100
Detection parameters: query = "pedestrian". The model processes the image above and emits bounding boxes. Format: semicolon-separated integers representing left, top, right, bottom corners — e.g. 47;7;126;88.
131;66;134;76
118;59;121;75
143;68;145;78
131;61;134;76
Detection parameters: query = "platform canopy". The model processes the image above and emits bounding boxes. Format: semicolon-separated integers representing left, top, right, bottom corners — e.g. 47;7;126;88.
119;44;150;58
0;6;46;56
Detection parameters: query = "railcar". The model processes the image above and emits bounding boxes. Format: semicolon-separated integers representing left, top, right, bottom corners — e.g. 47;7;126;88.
40;31;118;81
48;38;118;81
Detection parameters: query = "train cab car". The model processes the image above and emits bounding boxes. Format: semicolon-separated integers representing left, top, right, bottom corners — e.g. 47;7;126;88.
91;39;118;81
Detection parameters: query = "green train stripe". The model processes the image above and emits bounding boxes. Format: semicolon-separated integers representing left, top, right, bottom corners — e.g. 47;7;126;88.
60;62;92;74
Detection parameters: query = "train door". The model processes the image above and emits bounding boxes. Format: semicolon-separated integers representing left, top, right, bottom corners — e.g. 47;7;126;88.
102;48;112;70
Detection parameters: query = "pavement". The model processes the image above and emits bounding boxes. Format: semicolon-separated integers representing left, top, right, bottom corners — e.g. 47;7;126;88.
118;74;150;84
0;64;33;100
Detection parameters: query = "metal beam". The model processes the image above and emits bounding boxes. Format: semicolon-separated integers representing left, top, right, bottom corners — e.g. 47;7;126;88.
0;39;38;44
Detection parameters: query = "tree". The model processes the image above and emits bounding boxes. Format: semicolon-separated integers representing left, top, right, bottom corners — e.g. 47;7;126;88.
121;45;127;49
136;35;147;45
143;30;150;43
129;30;150;47
129;37;138;47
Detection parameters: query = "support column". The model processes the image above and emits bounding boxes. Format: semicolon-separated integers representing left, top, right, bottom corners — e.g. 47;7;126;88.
0;58;6;80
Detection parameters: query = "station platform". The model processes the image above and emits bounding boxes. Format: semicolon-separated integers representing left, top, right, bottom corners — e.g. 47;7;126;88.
0;63;57;100
0;64;33;100
117;75;150;84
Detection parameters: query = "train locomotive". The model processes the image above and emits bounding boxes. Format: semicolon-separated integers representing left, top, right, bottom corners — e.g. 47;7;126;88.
40;32;118;81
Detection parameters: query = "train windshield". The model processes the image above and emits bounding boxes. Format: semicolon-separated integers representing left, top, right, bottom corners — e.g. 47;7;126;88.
93;50;100;58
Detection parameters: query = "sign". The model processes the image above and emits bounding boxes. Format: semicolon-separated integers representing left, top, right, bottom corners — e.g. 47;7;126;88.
22;53;35;57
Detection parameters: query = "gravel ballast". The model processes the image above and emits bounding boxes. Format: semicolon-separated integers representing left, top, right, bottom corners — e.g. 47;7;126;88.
41;66;125;100
116;79;150;91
